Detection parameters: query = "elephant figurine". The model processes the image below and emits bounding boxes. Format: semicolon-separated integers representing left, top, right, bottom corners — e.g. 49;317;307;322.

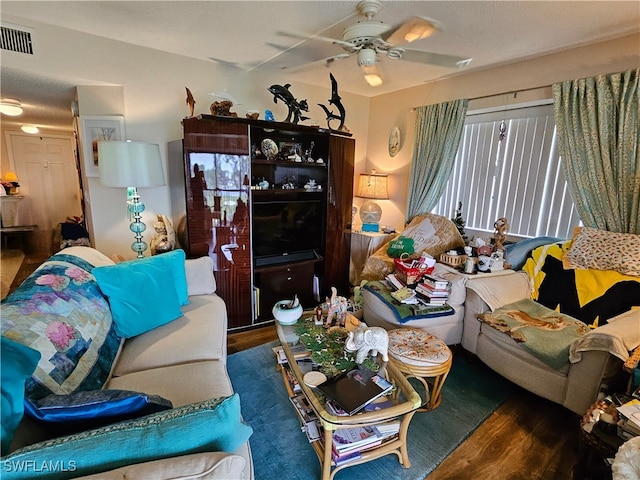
324;287;348;327
345;326;389;364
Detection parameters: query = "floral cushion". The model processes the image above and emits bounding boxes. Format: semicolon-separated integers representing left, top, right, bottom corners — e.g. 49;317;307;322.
1;254;122;400
388;327;451;367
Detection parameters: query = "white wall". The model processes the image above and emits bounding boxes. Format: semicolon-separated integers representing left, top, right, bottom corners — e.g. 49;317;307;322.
1;14;370;258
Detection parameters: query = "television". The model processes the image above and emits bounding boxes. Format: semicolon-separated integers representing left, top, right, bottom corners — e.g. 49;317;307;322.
252;199;325;266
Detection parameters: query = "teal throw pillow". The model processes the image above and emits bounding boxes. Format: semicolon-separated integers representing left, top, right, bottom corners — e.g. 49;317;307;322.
93;256;185;338
1;337;41;455
2;394;253;479
152;249;189;306
24;389;172;435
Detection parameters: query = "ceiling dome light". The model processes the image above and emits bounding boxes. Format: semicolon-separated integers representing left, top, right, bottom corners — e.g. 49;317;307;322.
21;124;39;134
0;99;23;116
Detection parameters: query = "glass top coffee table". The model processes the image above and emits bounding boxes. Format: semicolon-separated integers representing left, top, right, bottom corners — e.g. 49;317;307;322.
275;320;422;480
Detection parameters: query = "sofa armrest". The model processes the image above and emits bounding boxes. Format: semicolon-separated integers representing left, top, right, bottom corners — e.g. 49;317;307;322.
569;309;640;364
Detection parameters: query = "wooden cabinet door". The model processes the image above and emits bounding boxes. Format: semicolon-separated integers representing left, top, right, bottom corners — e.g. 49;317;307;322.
181;118;253;329
323;135;355;297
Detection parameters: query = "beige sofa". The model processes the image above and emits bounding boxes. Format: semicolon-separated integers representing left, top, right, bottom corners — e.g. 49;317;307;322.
462;238;640;415
3;247;253;479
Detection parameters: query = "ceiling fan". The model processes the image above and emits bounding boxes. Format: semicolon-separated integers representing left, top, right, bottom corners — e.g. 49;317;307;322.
284;0;472;86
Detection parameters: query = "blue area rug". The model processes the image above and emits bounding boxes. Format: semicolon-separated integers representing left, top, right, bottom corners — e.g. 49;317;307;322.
227;340;514;480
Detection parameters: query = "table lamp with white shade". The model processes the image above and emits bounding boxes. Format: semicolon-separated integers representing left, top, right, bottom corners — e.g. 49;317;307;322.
98;141;165;258
356;170;389;232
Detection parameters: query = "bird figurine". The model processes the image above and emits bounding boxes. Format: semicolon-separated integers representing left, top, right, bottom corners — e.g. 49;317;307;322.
185;87;196;118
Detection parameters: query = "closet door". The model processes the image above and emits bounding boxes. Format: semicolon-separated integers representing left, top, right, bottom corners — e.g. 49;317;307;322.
8;133;82;252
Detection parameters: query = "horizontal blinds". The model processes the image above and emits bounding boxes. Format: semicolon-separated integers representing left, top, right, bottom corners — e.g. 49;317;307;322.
433;104;580;238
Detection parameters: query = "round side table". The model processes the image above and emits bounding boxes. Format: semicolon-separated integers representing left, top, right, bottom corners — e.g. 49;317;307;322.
387;327;453;411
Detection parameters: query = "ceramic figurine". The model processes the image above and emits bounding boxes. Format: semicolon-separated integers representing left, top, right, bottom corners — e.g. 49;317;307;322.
314;306;324;326
324;287;348;328
185;87;196;118
345;325;389;364
264;110;275;121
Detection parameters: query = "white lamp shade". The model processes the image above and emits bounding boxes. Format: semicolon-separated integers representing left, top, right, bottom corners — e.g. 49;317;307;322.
98;141;165;188
356;172;389;199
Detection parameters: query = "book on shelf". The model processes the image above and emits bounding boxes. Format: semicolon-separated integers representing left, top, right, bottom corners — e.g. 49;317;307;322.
373;420;401;438
289;394;322;442
331;449;361;466
332;425;383;454
318;367;394;415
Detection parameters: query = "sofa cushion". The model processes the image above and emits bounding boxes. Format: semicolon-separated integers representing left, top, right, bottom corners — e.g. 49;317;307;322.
1;337;41;455
72;452;246;480
185;256;217;295
24;389;172;435
108;360;234;407
1;394;253;480
113;294;228;376
93;253;187;338
1;253;122;400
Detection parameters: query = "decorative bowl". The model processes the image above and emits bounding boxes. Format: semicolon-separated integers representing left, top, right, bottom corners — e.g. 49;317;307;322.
272;300;303;325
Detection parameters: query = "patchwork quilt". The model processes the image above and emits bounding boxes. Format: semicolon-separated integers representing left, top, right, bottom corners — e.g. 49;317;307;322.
1;254;121;400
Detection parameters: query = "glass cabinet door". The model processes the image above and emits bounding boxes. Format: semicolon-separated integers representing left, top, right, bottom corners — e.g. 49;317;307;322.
186;151;252;328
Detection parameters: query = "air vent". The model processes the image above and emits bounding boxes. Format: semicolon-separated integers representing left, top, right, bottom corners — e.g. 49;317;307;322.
1;24;34;55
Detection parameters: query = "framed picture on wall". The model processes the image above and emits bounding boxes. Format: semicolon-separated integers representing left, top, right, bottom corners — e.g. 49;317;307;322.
79;115;126;177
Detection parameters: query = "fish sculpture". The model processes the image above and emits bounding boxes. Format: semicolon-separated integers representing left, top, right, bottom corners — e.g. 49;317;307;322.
317;73;346;133
267;83;309;124
185;87;196;118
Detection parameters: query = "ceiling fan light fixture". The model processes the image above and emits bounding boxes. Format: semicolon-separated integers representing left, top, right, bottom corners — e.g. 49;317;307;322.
0;99;23;116
362;65;383;87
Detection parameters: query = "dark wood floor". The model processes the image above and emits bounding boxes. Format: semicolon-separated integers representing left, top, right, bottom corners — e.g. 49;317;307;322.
8;252;582;479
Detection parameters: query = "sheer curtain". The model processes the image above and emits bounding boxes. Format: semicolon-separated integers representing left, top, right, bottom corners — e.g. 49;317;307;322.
553;69;640;234
406;98;468;223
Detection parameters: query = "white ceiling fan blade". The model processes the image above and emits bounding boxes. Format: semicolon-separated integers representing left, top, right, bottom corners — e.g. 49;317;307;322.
383;16;443;46
393;48;472;69
278;30;358;52
285;53;352;73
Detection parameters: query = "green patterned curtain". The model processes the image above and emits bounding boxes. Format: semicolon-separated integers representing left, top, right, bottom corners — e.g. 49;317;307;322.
553;69;640;234
406;98;468;223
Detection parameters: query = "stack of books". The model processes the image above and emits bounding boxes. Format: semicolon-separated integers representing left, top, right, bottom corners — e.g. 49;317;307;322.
415;275;451;305
616;398;640;440
331;426;383;465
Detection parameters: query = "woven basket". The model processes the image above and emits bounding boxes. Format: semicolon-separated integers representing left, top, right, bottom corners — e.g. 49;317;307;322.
439;253;468;268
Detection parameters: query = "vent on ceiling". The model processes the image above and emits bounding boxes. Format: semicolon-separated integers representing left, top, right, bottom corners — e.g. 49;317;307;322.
1;24;34;55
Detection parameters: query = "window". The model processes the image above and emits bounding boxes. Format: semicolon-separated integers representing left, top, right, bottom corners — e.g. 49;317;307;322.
432;103;580;239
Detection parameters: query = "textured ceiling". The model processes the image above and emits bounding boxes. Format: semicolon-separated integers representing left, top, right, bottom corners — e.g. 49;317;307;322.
2;0;639;131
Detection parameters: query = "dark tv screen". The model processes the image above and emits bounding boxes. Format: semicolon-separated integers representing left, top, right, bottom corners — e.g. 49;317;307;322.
252;200;324;261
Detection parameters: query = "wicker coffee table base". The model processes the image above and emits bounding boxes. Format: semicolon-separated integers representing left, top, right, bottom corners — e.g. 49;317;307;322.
390;356;453;411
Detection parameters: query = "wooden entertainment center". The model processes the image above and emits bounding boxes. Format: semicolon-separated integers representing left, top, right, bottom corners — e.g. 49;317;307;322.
168;116;354;330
